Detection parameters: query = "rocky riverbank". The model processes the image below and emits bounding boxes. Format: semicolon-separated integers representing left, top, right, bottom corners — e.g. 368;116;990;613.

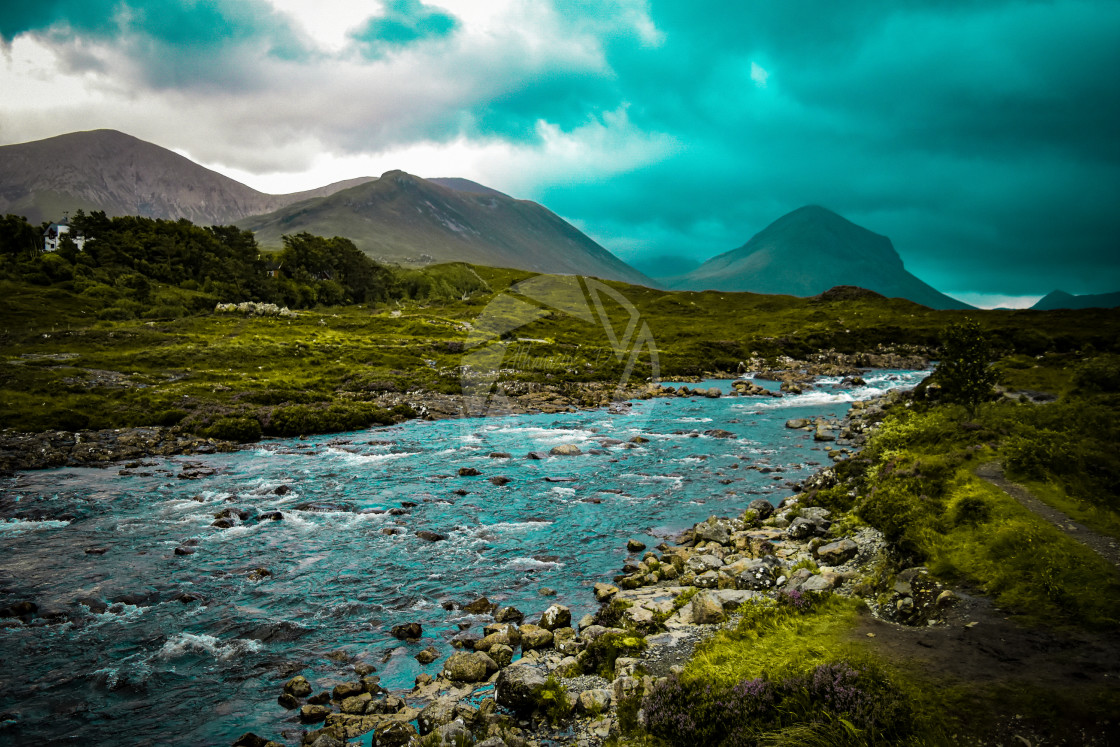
229;387;948;747
0;351;929;475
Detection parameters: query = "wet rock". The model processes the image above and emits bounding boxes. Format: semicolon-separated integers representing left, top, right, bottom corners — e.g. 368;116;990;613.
294;502;354;513
278;693;300;710
415;646;439;665
458;467;481;477
694;517;731;545
84;546;108;555
390;622;422;640
538;604;571;630
495;664;547;714
494;606;524;623
307;692;331;705
626;538;646;552
415;531;447;542
443;651;496;682
788;516;829;539
489;643;514;667
815;538;858;565
76;596;108;614
549;444;583;456
372;721;416;746
340;692;372;715
785;419;810;429
174;545;197;556
247;568;271;582
418;697;459;735
299;704;331;723
813;426;836;442
526;451;549;460
518;624;553;650
489;452;511;459
488;476;512;486
462;596;496;615
258;511;283;521
747;499;774;520
273;484;292;496
703;429;736;439
538;587;557;596
354;662;376;676
232;734;278;747
593;583;619;602
333;682;364;701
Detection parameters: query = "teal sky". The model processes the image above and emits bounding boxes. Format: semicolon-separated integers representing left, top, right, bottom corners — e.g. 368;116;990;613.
2;0;1118;305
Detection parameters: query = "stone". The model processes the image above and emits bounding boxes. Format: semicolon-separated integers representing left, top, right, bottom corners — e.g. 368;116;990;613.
686;554;724;573
526;451;549;460
814;427;836;442
936;589;960;608
232;734;272;747
747;499;774;520
594;583;619;602
390;622;422;640
332;682;364;700
495;664;547;714
416;531;447;542
258;510;284;521
461;596;496;614
415;646;439;665
489;476;512;486
800;574;836;592
299;704;331;724
704;387;722;398
693;570;721;589
690;592;727;625
815;538;858;565
371;720;416;747
704;429;736;439
418;697;458;735
787;516;829;540
549;444;583;456
494;606;524;623
489;452;511;459
578;688;612;714
539;604;571;630
518;624;554;650
626;538;647;552
340;692;371;714
284;675;313;697
277;693;300;710
354;662;376;676
489;643;514;667
308;692;331;705
785;419;810;429
443;651;493;682
694;518;731;545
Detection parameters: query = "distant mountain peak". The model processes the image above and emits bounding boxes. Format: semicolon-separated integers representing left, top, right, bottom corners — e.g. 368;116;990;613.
1032;289;1120;310
668;205;971;310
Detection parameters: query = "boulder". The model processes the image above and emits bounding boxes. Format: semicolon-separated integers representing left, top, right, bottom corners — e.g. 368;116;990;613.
371;720;416;747
458;467;481;476
785;419;810;429
747;499;774;520
489;643;514;667
526;451;550;460
703;429;736;439
489;476;512;486
813;427;836;442
299;704;331;724
416;531;447;542
787;516;829;539
539;604;571;630
418;697;458;735
549;444;583;456
593;583;619;602
488;452;511;459
494;606;524;624
626;538;647;552
578;688;612;713
519;624;554;650
694;518;731;545
443;651;495;682
815;538;858;565
258;510;283;521
704;387;722;398
495;664;547;714
690;592;727;625
277;693;299;710
461;596;496;615
735;559;779;591
284;675;313;697
415;646;439;665
390;622;422;640
332;682;364;700
340;692;371;714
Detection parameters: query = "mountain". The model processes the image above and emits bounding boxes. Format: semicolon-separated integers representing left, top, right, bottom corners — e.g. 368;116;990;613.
239;170;655;286
0;129;374;225
667;205;972;310
1031;289;1120;310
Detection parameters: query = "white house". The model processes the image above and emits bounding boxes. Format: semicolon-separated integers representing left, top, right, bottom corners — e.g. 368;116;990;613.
43;215;86;253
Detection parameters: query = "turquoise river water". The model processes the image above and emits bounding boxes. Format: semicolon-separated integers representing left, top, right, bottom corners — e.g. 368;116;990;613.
0;371;926;745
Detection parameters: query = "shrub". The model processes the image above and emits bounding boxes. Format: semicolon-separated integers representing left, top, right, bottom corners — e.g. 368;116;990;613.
537;676;573;724
582;632;647;678
201;416;262;443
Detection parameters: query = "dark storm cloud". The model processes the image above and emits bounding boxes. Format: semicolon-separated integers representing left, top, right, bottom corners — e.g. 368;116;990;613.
350;0;459;58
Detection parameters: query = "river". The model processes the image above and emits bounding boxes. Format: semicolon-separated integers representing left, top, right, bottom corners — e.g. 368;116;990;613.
0;371;926;745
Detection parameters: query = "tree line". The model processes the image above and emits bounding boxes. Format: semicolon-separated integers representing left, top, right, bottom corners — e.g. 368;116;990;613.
0;211;488;318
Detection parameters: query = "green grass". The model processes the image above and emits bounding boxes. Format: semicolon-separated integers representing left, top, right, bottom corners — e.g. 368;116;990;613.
1020;478;1120;541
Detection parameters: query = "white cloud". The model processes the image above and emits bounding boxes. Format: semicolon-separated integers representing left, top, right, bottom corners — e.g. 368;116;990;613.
750;61;769;88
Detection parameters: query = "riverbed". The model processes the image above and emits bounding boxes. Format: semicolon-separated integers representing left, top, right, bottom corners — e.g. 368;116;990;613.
0;371;926;745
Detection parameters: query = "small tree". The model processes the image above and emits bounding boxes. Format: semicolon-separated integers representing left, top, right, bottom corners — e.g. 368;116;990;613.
934;318;996;410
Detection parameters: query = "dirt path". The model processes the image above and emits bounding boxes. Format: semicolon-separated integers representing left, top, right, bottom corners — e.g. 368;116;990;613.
975;461;1120;570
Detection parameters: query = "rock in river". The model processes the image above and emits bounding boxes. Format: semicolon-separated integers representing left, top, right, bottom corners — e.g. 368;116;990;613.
390;622;422;640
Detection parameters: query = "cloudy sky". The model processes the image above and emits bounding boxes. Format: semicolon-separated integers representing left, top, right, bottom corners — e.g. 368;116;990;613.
2;0;1118;307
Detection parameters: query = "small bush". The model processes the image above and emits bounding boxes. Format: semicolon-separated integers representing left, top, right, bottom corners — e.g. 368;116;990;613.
582;632;647;678
201;416;262;443
537;676;573;724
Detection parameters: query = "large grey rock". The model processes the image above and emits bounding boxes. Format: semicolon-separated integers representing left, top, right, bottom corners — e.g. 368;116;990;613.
693;518;731;545
539;604;571;630
747;499;774;520
495;664;547;714
549;444;583;456
686;554;724;573
418;697;458;735
371;720;416;746
519;623;554;650
283;674;312;697
815;538;858;565
735;559;778;590
690;592;727;624
443;651;495;682
788;516;829;539
578;688;612;713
